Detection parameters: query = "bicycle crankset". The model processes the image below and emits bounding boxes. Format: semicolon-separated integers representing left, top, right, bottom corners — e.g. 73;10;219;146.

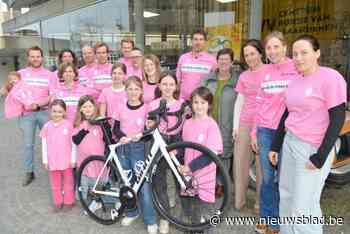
119;186;138;211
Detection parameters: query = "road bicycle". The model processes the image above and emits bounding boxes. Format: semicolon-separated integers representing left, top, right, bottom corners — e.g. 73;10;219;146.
77;100;232;232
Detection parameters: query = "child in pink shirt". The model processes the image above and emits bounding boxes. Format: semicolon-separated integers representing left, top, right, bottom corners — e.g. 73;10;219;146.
142;55;160;104
146;71;185;232
98;63;127;117
3;72;23;119
178;87;223;231
112;76;158;233
72;95;105;172
40;99;76;212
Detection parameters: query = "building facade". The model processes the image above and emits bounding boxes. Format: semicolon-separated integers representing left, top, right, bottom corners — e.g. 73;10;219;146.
1;0;350;85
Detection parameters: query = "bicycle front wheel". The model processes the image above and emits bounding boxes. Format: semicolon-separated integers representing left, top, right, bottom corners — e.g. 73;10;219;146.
150;141;232;232
77;155;124;225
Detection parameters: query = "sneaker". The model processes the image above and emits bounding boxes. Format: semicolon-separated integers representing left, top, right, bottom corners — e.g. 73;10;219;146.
255;223;267;234
147;224;158;234
266;227;280;234
121;215;139;226
159;219;169;234
83;200;102;215
22;172;35;186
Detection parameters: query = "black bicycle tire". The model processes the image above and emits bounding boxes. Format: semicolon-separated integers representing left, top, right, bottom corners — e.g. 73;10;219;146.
150;141;232;232
77;155;121;225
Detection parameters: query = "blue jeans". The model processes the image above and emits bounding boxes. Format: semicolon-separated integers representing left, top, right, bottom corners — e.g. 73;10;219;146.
257;127;280;230
117;141;157;225
18;111;49;172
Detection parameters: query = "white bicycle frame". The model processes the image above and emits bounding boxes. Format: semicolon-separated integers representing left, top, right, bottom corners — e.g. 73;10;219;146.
91;128;188;198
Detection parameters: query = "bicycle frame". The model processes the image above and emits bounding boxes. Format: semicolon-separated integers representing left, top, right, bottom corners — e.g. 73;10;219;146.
91;128;188;198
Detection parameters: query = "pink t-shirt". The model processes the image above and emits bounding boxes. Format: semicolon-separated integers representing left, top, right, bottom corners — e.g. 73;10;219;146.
252;59;298;137
17;67;53;112
118;57;133;76
176;52;217;100
97;87;127;117
91;63;113;93
79;63;95;86
182;116;223;203
148;98;185;135
128;66;143;78
50;82;90;122
40;119;73;171
285;67;347;147
73;121;105;176
50;70;60;90
235;65;267;125
113;103;148;136
4;83;24;118
143;82;157;104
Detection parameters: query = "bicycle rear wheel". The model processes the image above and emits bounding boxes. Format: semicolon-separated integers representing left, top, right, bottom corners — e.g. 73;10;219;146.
77;155;124;225
150;141;232;232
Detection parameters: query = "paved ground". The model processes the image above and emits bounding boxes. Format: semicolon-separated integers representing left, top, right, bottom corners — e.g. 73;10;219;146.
0;101;349;234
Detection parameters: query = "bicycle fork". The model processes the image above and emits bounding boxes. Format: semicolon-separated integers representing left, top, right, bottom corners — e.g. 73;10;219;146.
153;130;188;190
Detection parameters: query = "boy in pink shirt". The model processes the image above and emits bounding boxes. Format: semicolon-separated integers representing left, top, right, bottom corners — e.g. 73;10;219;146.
17;46;52;186
176;30;217;100
40;99;76;212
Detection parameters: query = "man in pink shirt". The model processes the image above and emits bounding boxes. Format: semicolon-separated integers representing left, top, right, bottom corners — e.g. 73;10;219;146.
118;38;134;75
128;48;144;78
79;45;96;86
90;42;113;94
17;46;52;186
176;30;217;100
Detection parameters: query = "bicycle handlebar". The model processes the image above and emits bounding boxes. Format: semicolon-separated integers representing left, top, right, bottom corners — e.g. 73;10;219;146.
145;99;190;135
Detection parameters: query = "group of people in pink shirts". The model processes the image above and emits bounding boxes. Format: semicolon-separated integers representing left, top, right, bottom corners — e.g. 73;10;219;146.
1;29;347;234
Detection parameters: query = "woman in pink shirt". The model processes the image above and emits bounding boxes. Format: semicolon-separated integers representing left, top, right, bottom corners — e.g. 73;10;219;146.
269;35;347;234
50;63;90;122
233;39;264;212
178;87;223;234
112;76;158;234
40;99;76;212
51;49;78;90
253;31;298;234
98;63;127;117
143;54;160;104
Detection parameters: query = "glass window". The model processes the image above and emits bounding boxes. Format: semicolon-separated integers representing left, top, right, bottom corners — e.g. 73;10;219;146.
38;0;249;67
